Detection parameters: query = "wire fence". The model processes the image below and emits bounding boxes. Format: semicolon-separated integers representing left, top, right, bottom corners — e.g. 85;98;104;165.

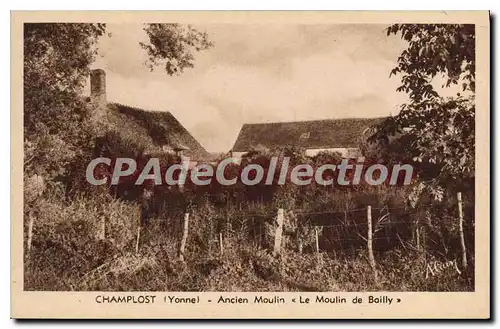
31;191;473;290
71;190;471;287
135;192;467;259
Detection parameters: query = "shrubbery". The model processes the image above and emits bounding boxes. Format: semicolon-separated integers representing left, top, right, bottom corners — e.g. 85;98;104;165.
24;143;474;291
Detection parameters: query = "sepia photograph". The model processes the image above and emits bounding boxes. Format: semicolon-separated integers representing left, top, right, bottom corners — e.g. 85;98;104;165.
11;10;490;319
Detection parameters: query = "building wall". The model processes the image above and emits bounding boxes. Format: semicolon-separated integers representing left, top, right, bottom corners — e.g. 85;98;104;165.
305;147;361;158
231;148;361;160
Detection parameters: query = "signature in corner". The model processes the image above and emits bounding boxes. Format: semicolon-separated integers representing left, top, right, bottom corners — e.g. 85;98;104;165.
425;259;461;279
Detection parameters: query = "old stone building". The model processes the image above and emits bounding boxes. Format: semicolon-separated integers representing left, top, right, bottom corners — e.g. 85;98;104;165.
88;69;209;163
231;117;386;159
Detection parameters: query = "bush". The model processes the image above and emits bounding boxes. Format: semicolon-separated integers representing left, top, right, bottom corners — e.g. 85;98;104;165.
24;146;474;292
24;195;141;291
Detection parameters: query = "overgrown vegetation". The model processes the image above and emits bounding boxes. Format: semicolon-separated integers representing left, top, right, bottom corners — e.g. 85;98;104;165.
23;23;475;292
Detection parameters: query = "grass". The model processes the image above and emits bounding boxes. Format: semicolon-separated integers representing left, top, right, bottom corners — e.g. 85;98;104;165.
24;195;473;292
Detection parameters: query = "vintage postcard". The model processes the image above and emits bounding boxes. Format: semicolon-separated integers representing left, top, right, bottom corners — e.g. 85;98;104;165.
11;11;490;319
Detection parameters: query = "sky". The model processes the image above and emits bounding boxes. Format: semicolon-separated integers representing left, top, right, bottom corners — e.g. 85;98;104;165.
89;23;411;153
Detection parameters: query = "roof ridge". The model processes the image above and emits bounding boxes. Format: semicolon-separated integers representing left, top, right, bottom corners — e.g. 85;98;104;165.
109;101;171;115
107;102;209;158
232;116;386;152
241;116;388;126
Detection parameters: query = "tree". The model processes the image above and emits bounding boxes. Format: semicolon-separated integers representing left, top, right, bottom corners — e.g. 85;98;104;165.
141;24;214;75
376;24;475;203
23;23;213;189
24;23;106;180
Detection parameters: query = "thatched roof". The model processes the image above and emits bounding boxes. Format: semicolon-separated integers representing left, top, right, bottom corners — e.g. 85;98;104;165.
106;102;209;160
232;117;387;152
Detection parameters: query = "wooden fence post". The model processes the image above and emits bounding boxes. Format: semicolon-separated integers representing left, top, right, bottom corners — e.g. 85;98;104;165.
27;212;34;256
457;192;467;269
179;213;190;261
219;232;224;256
298;236;303;254
315;227;320;263
367;206;378;282
415;219;420;251
135;226;141;254
99;216;106;240
273;208;284;256
422;226;427;253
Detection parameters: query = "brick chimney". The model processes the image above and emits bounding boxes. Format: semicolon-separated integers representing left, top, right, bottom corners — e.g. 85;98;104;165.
90;69;106;104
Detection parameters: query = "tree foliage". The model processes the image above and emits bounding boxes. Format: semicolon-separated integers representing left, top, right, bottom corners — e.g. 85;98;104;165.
23;23;213;190
387;24;475;101
140;24;214;75
24;23;106;180
377;24;475;202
